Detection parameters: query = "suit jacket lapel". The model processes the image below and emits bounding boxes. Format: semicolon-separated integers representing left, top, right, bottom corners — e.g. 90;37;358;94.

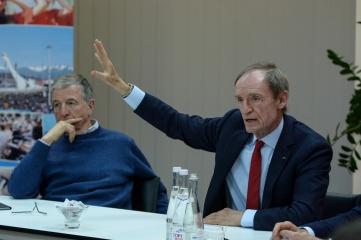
215;130;252;180
208;130;251;200
205;129;251;215
262;115;294;208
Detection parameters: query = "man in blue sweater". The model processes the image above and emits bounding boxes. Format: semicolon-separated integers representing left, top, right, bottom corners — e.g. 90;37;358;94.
7;73;168;214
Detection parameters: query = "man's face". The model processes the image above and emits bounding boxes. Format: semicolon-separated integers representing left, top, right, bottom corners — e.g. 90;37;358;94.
52;84;94;134
235;69;288;139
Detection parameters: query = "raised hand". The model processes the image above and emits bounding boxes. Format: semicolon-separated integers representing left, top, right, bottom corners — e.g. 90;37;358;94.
91;39;130;96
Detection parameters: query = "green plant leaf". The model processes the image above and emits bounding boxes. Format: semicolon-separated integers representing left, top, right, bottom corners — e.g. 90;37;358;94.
339;153;350;158
339;159;349;164
350;156;358;170
340;69;353;75
341;145;352;152
338;163;347;168
348;76;361;81
326;135;331;144
327;49;337;58
355;150;361;160
347;134;356;144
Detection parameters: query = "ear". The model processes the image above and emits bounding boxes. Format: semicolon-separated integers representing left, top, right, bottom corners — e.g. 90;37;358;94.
87;99;95;115
278;91;289;110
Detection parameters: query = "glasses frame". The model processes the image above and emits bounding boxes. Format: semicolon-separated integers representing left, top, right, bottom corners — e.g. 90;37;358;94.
12;201;47;215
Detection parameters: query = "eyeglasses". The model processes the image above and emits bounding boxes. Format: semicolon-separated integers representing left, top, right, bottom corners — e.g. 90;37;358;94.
12;202;47;215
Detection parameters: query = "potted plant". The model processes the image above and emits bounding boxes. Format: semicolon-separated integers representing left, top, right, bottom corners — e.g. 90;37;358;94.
326;22;361;172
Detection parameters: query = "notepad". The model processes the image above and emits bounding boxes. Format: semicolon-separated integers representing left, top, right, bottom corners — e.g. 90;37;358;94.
0;202;11;210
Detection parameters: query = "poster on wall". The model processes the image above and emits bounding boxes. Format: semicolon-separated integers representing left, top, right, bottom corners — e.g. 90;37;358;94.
0;0;74;170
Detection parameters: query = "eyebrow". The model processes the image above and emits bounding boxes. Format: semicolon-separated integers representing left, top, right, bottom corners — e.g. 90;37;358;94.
52;97;78;102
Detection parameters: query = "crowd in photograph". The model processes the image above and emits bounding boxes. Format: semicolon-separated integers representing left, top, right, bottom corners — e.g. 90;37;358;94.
0;111;43;160
0;92;52;113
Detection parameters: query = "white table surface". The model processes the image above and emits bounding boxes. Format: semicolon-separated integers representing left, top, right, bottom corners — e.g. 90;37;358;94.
0;195;272;240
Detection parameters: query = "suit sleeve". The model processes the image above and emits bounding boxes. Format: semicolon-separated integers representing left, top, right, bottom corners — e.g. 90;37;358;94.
307;206;361;239
134;93;220;152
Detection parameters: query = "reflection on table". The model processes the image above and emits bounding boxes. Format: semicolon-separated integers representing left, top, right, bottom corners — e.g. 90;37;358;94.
0;195;272;240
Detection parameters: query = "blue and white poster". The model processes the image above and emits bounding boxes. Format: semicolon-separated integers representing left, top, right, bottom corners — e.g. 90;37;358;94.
0;0;74;194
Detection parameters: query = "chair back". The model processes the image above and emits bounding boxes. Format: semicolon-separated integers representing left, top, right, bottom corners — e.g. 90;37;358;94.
321;192;361;220
131;177;160;213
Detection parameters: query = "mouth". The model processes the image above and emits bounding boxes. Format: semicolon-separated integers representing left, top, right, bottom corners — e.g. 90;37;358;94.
245;119;257;123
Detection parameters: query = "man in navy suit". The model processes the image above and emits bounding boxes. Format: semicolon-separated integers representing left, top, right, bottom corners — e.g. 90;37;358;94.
271;206;361;239
91;39;332;231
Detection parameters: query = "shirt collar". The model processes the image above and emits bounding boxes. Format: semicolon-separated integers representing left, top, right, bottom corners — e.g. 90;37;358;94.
83;119;99;134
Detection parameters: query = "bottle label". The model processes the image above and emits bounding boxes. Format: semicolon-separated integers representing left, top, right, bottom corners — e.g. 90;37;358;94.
172;226;185;240
190;232;203;240
177;193;188;201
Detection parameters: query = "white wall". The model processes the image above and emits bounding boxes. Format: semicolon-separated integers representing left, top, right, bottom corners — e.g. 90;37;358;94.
74;0;356;207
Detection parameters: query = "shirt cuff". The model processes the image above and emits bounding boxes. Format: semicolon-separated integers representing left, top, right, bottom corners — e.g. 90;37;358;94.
38;139;50;146
240;209;256;227
301;226;316;237
123;85;145;110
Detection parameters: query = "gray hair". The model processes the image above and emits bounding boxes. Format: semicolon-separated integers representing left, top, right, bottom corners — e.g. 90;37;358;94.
51;73;93;103
234;62;289;113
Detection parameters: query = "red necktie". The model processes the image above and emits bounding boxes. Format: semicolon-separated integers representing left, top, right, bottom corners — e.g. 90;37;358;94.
246;140;264;210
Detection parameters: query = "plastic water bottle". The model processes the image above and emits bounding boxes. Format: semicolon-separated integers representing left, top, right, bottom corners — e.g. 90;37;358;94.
184;173;204;240
171;169;189;240
166;167;181;240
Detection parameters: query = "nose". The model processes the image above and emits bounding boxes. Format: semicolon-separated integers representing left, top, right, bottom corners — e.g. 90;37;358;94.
59;104;70;117
239;100;253;114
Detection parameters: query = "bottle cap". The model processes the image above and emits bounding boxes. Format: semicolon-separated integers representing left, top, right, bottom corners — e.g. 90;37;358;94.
190;173;198;179
172;167;181;172
179;169;188;175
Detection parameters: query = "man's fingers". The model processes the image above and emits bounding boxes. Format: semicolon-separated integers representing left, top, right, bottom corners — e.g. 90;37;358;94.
93;41;106;69
93;52;100;64
93;39;102;56
203;212;217;224
68;130;76;143
93;40;113;76
94;39;108;63
61;120;79;143
280;230;292;238
94;50;108;70
91;70;101;78
93;49;106;71
65;118;82;125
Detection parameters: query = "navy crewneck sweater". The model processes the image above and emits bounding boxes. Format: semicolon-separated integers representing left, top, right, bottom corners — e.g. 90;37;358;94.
8;125;168;213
